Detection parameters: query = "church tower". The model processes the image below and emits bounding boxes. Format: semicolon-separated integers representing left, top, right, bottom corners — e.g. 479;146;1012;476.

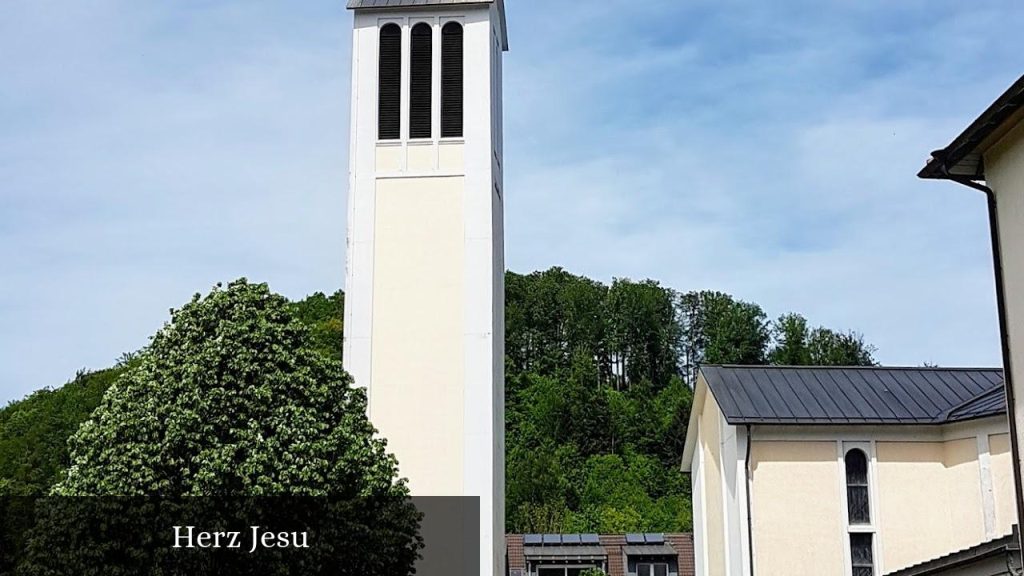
343;1;508;574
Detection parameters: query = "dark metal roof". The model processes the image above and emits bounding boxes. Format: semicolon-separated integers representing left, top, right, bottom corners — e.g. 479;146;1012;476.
918;74;1024;182
701;366;1005;425
347;0;509;51
945;385;1007;423
883;529;1019;576
348;0;492;8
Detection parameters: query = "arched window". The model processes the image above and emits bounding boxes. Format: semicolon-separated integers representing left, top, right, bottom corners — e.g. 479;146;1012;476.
845;448;873;576
378;23;402;140
409;23;433;139
441;22;464;138
845;449;870;524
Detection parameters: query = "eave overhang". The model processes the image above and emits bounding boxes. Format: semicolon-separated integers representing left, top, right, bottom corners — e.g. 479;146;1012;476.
347;0;509;51
919;74;1024;183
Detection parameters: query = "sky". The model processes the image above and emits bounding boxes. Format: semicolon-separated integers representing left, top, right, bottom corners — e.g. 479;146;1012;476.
2;0;1023;404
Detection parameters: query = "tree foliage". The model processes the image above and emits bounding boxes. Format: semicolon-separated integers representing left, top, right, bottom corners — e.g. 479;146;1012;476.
55;280;401;498
0;268;879;542
769;313;876;367
15;280;420;575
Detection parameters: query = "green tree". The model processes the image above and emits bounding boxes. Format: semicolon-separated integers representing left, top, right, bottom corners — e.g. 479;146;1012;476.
290;290;345;363
768;313;812;365
679;291;769;380
0;367;126;496
27;280;420;575
807;327;876;366
55;280;407;498
768;313;876;367
606;279;680;391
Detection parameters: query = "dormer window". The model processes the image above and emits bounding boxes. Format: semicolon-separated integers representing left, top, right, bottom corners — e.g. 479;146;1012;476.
441;22;464;138
409;22;433;139
378;23;402;141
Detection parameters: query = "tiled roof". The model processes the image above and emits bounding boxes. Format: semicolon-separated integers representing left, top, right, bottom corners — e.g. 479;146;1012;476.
506;534;694;576
507;534;525;573
701;366;1005;425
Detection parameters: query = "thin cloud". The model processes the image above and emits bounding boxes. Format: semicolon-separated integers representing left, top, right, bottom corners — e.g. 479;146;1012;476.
2;0;1022;403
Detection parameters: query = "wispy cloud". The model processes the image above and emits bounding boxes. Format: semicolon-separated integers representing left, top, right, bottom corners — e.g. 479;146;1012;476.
2;1;1022;402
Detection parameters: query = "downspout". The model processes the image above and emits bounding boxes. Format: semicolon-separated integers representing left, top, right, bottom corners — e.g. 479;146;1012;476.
745;424;755;576
945;166;1024;552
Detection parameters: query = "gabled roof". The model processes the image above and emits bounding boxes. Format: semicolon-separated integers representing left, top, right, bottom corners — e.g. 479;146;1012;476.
702;365;1005;425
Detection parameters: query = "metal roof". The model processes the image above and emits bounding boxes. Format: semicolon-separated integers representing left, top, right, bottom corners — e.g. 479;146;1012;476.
347;0;508;51
701;366;1005;425
883;529;1019;576
945;385;1007;423
918;74;1024;182
348;0;492;8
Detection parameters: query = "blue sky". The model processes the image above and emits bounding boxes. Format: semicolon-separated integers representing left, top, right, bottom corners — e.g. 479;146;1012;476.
2;0;1022;403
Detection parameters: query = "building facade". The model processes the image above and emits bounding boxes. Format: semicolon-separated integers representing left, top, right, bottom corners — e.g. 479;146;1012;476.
342;1;509;575
506;534;696;576
682;366;1016;576
919;75;1024;548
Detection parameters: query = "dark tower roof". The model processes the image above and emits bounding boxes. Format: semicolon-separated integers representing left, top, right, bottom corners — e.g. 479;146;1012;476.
347;0;508;50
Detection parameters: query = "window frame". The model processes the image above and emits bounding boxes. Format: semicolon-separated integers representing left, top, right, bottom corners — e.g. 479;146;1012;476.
376;21;403;141
408;21;434;141
534;563;606;576
440;20;464;139
636;562;670;576
839;441;880;576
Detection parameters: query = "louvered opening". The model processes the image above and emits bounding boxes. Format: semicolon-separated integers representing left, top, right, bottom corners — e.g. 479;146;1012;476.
441;22;464;138
378;23;401;140
409;23;433;139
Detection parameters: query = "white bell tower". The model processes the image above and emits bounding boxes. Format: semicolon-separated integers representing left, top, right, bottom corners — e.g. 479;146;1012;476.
343;1;507;574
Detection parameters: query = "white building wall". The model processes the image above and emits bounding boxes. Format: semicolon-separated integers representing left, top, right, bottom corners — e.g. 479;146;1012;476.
344;5;506;575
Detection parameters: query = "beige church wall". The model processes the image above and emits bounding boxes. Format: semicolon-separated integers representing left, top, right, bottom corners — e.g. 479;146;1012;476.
407;142;434;172
439;142;465;172
749;441;845;576
989;433;1016;536
370;176;466;495
376;144;402;173
986;119;1024;508
700;391;726;576
875;439;985;572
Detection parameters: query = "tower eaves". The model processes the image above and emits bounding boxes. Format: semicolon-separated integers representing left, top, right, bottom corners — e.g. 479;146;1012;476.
347;0;508;51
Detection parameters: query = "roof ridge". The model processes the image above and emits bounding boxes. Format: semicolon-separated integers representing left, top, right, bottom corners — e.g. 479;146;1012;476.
703;364;1002;372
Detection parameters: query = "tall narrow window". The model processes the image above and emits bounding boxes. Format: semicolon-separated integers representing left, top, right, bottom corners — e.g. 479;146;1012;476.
409;23;433;139
441;22;464;138
845;447;874;576
845;449;870;524
850;533;874;576
378;23;402;140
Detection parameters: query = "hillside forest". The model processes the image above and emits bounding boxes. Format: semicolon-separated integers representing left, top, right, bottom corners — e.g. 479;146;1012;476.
0;268;876;533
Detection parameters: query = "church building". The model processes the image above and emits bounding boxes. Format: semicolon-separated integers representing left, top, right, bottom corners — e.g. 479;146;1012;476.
683;365;1018;576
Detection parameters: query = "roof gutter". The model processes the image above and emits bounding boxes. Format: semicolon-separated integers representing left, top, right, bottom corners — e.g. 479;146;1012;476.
937;163;1024;555
745;424;755;576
